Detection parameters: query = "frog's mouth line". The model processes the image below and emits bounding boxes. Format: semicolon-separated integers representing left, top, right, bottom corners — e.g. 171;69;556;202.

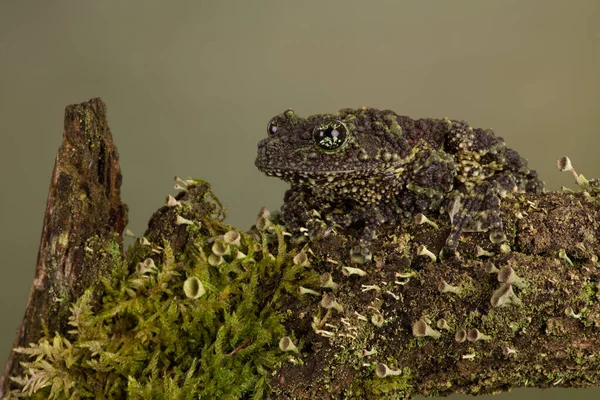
259;168;354;183
261;168;356;177
257;164;399;186
256;159;398;174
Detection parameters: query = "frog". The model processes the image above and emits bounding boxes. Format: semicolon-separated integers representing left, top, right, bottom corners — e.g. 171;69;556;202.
255;107;543;260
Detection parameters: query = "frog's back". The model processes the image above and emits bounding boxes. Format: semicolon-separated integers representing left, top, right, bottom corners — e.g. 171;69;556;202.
376;109;543;194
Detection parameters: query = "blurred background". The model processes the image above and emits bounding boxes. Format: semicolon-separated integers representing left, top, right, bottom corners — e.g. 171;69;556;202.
0;1;598;398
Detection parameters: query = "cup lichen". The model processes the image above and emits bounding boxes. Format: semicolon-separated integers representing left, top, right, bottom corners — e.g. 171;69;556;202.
183;276;205;299
223;230;242;247
414;213;439;230
375;363;403;378
412;318;441;339
564;306;582;319
438;279;462;295
298;286;320;296
454;329;467;343
497;265;526;288
279;336;299;354
321;293;344;313
490;283;522;307
319;272;338;289
417;245;437;263
558;248;574;266
466;328;492;342
436;319;451;331
342;266;367;277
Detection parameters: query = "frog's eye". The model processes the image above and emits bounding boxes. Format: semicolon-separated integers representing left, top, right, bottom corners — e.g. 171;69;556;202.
267;119;278;135
312;119;348;151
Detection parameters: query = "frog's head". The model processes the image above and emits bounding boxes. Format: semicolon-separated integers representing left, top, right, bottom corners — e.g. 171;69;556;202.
255;107;412;187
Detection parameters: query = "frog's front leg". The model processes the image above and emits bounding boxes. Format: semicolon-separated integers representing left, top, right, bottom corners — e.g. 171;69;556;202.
280;186;336;242
327;203;388;243
327;204;391;264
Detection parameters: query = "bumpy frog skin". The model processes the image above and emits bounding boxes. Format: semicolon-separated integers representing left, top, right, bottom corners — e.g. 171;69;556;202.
255;107;543;258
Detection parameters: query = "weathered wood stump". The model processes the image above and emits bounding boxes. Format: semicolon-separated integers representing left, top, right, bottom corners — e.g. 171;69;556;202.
0;98;127;396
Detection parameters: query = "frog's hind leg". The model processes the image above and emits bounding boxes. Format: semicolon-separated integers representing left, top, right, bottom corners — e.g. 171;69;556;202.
440;177;510;258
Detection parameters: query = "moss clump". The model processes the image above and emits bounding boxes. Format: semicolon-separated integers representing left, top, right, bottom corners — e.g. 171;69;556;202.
7;180;316;399
363;367;413;397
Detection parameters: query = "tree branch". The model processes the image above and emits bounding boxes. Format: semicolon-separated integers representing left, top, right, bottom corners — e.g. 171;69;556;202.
3;98;599;399
271;190;600;398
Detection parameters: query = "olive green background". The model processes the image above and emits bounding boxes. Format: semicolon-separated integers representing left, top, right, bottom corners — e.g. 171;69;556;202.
1;1;598;398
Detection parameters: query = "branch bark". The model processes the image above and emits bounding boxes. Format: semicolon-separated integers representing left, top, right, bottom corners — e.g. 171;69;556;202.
271;190;600;398
0;98;128;397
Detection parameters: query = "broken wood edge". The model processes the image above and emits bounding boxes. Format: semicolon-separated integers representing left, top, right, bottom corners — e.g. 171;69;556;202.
0;98;128;397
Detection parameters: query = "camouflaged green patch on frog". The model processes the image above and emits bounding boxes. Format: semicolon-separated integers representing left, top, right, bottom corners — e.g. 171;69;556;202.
255;107;543;258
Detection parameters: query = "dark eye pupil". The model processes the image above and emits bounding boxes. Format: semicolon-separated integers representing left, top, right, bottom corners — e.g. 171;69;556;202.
313;120;347;150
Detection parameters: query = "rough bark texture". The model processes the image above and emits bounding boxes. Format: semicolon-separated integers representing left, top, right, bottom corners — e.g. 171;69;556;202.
270;190;600;399
0;98;128;397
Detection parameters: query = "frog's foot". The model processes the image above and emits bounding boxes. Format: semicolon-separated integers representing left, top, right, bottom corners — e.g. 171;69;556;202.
329;205;386;238
328;206;385;263
281;187;335;241
440;179;508;258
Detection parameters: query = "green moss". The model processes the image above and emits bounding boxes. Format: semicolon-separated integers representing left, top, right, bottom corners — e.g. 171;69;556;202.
581;282;599;304
8;181;314;400
364;367;413;398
